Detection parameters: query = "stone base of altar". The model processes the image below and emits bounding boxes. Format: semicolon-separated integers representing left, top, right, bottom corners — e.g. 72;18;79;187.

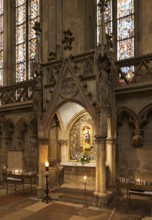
51;186;115;207
60;162;96;191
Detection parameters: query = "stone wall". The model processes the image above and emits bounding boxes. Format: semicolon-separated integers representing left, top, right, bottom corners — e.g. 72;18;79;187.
0;106;38;174
116;86;152;181
139;0;152;55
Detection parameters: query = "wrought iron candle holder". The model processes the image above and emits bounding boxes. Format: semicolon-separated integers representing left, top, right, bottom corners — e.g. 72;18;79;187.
42;162;52;204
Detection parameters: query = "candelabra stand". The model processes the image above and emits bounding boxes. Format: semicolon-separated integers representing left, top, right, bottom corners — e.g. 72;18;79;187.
42;162;52;204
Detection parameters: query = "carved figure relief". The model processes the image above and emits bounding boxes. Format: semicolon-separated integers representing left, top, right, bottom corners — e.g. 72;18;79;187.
60;78;77;99
83;58;93;76
82;126;92;150
132;130;143;147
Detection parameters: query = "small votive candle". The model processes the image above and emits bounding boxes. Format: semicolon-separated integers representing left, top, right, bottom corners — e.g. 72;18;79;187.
15;170;19;174
136;179;140;184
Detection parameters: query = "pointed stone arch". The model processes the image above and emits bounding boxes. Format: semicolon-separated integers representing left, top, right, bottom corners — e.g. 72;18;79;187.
117;107;136;128
14;118;27;150
41;59;97;136
15;118;27;137
138;103;152;128
2;119;14;149
2;119;14;137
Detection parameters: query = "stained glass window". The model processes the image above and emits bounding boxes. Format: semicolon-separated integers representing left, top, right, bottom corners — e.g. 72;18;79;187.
117;0;134;60
16;0;40;82
97;0;135;83
0;0;3;85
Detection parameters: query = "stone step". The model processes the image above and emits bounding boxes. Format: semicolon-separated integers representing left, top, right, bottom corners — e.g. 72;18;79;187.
142;217;152;220
51;187;115;207
51;187;95;206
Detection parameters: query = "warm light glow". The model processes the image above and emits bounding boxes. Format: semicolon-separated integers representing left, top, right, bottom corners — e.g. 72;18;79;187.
15;170;19;174
136;179;140;184
45;162;49;167
84;176;87;182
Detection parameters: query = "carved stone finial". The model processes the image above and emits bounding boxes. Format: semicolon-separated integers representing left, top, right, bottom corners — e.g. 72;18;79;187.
33;21;42;67
33;22;42;35
48;51;56;61
62;29;74;51
97;0;109;13
97;0;111;56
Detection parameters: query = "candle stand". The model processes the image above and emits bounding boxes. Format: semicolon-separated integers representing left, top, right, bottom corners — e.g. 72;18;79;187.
42;162;52;204
83;176;87;207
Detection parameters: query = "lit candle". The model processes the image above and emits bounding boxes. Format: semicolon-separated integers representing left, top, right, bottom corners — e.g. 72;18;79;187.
15;170;19;174
136;179;140;184
84;176;87;182
45;162;49;172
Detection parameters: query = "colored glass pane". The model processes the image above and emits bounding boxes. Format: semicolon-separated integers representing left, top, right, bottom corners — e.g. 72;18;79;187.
117;15;134;40
29;38;36;59
16;5;26;25
29;0;39;20
119;66;134;84
117;38;134;60
28;19;36;39
16;24;26;44
16;0;25;7
117;0;134;18
117;0;134;61
16;62;26;82
16;43;26;61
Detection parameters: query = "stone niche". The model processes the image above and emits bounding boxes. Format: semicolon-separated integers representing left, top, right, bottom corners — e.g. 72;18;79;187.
69;112;96;161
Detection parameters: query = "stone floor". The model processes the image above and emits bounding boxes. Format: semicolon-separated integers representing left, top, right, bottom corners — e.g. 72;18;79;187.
0;185;151;220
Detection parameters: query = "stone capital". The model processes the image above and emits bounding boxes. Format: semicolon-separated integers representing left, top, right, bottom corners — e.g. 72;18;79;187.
38;137;49;145
95;134;106;143
106;137;117;144
58;138;68;145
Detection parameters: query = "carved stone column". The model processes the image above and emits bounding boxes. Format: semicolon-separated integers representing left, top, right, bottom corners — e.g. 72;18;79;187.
94;134;107;197
37;138;49;198
106;137;117;188
59;138;68;162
